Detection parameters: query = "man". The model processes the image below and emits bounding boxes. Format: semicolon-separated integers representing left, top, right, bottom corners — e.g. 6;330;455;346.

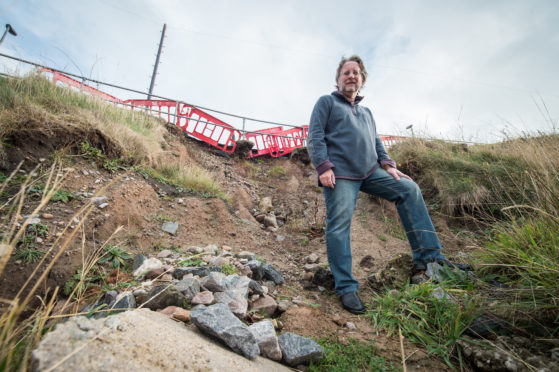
307;55;463;315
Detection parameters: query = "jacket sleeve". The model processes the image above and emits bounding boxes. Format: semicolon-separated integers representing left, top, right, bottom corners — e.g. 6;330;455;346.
307;96;335;175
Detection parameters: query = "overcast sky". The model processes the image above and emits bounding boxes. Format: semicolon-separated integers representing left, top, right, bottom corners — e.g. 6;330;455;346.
1;0;558;142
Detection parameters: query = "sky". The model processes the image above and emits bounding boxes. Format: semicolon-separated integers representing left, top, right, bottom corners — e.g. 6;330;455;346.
1;0;558;142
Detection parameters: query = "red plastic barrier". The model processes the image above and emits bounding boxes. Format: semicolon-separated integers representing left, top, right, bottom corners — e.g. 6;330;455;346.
246;125;308;158
40;68;122;103
125;99;241;154
379;135;408;149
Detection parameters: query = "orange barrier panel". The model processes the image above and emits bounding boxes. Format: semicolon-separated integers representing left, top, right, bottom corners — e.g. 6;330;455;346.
40;68;122;103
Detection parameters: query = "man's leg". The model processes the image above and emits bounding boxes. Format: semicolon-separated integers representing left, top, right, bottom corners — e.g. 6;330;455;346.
323;179;361;295
360;169;446;270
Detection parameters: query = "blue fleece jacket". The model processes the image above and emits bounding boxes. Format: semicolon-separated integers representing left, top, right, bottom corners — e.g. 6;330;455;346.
307;91;396;180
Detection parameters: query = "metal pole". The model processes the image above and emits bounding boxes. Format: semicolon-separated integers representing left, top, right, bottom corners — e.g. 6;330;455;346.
242;118;246;139
147;24;167;100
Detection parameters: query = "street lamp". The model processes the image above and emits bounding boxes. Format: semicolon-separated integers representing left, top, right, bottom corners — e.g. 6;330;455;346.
0;24;17;46
406;124;414;137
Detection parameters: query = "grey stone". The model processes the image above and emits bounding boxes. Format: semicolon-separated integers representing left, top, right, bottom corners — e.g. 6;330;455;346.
161;221;179;235
259;197;274;213
204;244;219;254
98;202;108;209
201;271;229;292
175;277;201;300
91;196;108;205
110;291;136;313
173;266;210;279
303;263;321;273
191;291;215;306
277;300;290;313
248;320;282;361
131;253;147;271
188;246;204;254
263;214;278;229
157;249;174;258
305;253;320;264
247;260;264;280
133;289;148;304
278;332;323;366
262;263;284;285
275;235;285;242
104;290;118;305
214;276;250;319
249;280;265;295
425;262;444;283
191;303;260;359
237;251;256;261
143;285;188;311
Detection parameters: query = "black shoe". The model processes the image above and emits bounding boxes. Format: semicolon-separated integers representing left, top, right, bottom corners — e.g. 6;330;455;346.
340;292;366;315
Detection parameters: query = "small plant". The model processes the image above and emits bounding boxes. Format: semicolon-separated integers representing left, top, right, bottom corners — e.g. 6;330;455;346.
14;248;45;263
309;336;397;372
64;267;101;297
98;245;132;269
266;165;286;177
221;264;238;275
300;237;310;247
368;282;477;368
377;234;387;242
27;184;76;203
157;214;175;223
179;258;203;267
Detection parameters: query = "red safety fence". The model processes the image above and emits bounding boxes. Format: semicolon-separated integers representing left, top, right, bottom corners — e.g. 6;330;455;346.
40;68;122;103
39;68;407;157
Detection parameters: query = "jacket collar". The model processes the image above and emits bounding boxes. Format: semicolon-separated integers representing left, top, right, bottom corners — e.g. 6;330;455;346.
332;91;364;105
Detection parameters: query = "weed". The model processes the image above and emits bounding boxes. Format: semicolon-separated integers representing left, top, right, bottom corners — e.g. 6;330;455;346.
14;248;45;263
97;245;131;269
300;237;310;247
63;266;102;297
368;282;477;368
377;234;387;242
179;258;203;267
156;214;175;223
309;336;398;372
221;264;238;275
267;165;286;177
27;184;76;203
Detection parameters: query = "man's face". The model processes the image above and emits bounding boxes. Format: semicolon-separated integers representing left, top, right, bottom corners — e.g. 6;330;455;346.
337;61;363;96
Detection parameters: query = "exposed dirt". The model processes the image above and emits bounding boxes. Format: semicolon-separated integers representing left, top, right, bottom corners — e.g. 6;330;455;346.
0;123;470;371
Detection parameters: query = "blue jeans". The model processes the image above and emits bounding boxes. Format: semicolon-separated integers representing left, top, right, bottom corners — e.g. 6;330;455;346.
323;168;446;295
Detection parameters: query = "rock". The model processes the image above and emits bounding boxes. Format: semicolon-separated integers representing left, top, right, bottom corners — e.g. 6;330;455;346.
98;203;109;209
109;291;136;313
132;253;146;271
425;262;444;283
359;255;375;268
222;245;232;251
132;289;148;304
213;276;251;318
311;268;335;290
188;246;204;254
161;221;179;235
145;268;166;280
204;244;219;254
250;295;278;317
173;266;210;279
367;253;413;290
133;257;163;277
249;280;265;296
104;290;118;305
201;272;229;292
191;291;215;306
278;332;323;366
259;197;274;213
31;309;289;371
247;260;264;280
305;253;320;264
303;272;314;281
277;300;290;313
157;249;174;258
209;256;228;267
345;322;356;330
41;213;54;219
290;147;311;164
303;263;321;273
255;214;266;223
143;285;188;311
248;320;282;361
262;263;284;285
263;214;278;229
237;251;256;261
191;303;260;360
91;196;108;205
159;306;191;322
175;277;201;300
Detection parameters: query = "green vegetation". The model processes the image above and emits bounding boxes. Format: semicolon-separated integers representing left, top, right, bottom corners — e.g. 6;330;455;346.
266;165;286;177
97;245;132;269
27;184;76;203
80;141;128;172
221;264;238;275
369;282;477;368
309;336;398;372
63;267;102;297
14;247;45;263
179;258;203;267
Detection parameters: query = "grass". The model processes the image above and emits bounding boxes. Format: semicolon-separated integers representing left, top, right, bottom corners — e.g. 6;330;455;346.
27;184;76;203
14;247;45;263
266;165;286;177
368;282;478;369
309;336;398;372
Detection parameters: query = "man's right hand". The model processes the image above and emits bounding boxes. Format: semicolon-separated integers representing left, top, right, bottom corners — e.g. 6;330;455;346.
319;169;336;189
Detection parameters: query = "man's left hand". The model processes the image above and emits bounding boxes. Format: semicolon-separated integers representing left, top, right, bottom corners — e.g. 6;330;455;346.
385;166;413;181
